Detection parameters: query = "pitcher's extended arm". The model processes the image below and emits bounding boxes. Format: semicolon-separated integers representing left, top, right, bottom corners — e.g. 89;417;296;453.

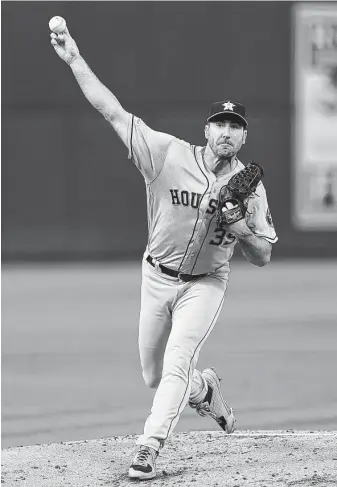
50;24;129;143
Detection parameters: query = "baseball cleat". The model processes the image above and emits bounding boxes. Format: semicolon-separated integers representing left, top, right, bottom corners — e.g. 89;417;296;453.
128;445;158;480
189;367;236;434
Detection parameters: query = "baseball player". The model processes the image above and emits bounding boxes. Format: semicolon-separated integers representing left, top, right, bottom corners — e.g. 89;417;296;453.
51;24;278;481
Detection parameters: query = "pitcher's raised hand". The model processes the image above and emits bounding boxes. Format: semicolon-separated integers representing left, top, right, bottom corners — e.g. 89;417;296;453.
50;23;80;65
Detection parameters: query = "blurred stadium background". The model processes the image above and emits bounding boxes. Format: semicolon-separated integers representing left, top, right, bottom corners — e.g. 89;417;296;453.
2;2;337;448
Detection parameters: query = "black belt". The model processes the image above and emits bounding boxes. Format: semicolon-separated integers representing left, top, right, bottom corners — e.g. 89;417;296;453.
146;255;207;282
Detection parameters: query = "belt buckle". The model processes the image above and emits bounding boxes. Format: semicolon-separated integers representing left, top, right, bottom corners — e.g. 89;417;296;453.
178;272;185;282
178;273;191;283
179;272;207;282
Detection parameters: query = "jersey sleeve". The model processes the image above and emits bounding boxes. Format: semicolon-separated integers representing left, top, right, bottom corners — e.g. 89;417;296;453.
126;114;175;183
245;182;278;243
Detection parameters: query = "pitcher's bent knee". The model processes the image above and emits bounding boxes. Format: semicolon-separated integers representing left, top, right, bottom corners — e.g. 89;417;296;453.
142;370;162;389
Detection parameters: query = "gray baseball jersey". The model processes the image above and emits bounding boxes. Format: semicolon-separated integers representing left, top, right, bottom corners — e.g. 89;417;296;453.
127;115;278;275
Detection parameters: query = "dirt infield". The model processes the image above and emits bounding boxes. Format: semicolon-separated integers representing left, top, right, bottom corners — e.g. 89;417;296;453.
2;430;337;487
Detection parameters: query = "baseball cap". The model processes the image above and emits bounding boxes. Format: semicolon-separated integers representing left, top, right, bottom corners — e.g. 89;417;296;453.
207;100;248;127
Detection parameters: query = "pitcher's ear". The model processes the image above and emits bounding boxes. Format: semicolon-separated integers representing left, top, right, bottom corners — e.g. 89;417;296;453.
243;129;248;144
205;123;209;140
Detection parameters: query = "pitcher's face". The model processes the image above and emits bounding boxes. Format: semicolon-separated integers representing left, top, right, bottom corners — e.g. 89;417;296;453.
205;120;247;158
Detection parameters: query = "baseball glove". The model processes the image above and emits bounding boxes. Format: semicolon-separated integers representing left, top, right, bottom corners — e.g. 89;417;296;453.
216;162;264;227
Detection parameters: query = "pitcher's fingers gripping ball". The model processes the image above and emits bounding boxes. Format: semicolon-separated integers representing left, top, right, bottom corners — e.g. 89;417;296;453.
49;16;67;34
49;18;80;65
49;15;67;47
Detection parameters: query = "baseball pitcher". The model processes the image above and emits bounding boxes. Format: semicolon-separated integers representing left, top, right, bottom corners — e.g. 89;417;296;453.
51;22;278;480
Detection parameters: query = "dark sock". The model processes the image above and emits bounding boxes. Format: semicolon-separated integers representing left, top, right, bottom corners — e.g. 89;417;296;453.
204;385;213;404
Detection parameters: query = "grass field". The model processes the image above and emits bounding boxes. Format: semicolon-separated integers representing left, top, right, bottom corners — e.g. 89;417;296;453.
2;259;337;448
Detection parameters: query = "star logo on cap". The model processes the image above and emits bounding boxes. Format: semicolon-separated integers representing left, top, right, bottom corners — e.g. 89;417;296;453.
222;101;235;111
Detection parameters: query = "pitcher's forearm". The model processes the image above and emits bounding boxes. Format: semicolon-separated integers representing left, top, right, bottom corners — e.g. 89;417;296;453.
236;231;271;267
69;56;124;121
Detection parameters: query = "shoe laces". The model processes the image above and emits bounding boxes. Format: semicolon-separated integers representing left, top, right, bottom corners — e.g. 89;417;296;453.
194;401;217;419
135;447;152;466
195;402;225;423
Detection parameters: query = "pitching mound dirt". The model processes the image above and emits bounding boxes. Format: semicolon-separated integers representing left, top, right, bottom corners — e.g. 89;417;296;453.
2;430;337;486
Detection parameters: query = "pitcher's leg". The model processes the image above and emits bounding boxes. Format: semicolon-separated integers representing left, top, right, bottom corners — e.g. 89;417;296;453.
139;306;171;389
138;261;174;389
137;273;228;450
189;368;208;404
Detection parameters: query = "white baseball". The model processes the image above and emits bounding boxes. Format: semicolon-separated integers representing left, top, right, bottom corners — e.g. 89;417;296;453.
224;202;235;210
49;16;67;34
